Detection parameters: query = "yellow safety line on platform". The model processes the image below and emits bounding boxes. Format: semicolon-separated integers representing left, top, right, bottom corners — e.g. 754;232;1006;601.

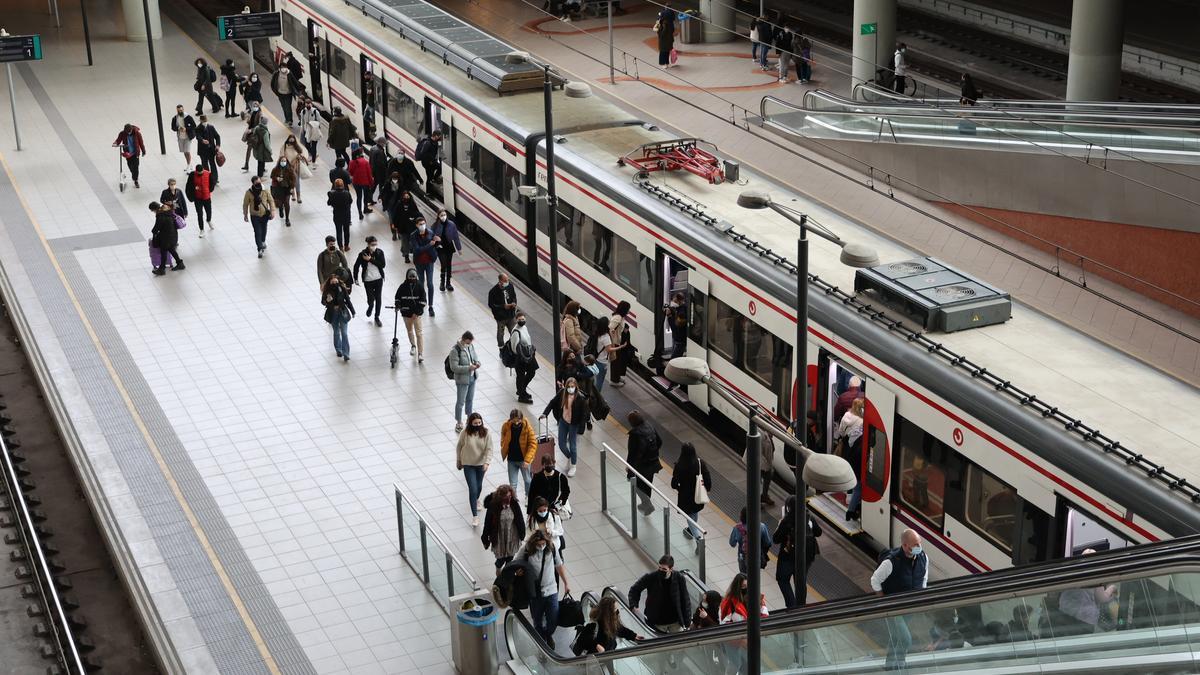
0;151;283;675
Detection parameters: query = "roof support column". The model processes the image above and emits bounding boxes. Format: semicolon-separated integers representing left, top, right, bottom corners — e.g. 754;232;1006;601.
700;0;734;43
123;0;162;42
1066;0;1125;101
851;0;896;94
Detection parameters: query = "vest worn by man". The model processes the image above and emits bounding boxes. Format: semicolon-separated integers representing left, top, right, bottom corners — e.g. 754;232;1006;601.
880;548;927;595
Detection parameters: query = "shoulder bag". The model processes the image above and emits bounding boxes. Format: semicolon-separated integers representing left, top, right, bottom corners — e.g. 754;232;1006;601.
694;460;710;505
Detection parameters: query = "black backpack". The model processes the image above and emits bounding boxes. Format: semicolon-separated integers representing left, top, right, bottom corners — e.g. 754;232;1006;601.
444;345;460;379
570;622;598;656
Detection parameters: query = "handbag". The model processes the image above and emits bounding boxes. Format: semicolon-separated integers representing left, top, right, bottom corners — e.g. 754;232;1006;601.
299;161;313;179
557;594;585;627
173;213;187;230
215;149;226;167
693;460;709;505
557;499;573;520
670;48;679;65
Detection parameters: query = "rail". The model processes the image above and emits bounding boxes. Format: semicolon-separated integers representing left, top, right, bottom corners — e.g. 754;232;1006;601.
822;89;1200;124
393;485;478;611
854;82;1200;112
0;394;87;672
598;443;708;583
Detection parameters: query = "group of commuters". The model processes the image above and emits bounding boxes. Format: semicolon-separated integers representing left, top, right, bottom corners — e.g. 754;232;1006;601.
749;16;814;84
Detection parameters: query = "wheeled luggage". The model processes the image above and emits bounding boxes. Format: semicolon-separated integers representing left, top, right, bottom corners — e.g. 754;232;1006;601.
535;416;556;469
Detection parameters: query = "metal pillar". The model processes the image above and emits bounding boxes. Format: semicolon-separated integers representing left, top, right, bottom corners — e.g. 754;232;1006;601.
607;0;615;84
850;0;896;92
700;0;734;43
122;0;161;41
794;233;809;607
746;412;762;675
6;63;20;151
141;0;166;154
1066;0;1125;101
544;65;562;367
51;0;61;27
80;0;93;66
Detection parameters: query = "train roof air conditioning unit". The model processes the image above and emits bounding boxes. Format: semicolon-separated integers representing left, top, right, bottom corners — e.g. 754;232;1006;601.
854;257;1011;333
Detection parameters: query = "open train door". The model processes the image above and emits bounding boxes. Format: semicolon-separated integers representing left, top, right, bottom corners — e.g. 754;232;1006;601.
685;274;709;412
305;19;325;105
859;381;897;548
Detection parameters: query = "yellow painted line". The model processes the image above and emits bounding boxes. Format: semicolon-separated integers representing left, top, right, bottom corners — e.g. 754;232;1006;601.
0;152;282;674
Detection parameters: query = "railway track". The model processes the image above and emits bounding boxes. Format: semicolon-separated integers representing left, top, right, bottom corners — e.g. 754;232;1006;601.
0;299;159;674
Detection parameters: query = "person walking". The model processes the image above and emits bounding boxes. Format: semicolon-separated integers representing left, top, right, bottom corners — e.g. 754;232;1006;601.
348;148;374;219
432;209;462;292
776;25;796;83
369;137;388;201
572;595;641;655
194;115;222;190
590;320;618;394
488;273;519;348
541;379;588;477
729;506;773;574
607;302;633;387
959;72;979;105
317;236;350;288
160;177;188;223
655;3;676;67
501;409;537;496
327;107;357;165
665;292;687;359
249;118;272;179
560;300;584;355
670;442;712;541
242;176;275;258
509;312;537;403
629;555;690;634
169;105;196;170
185;165;213;235
836;397;866;521
113;123;146;189
871;529;928;670
410;218;439;316
719;573;769;675
394;268;426;361
192;58;217;115
279;134;308;201
390;190;420;258
527;455;570;516
327;178;353;252
378;171;403;216
514;531;570;648
219;59;239;118
240;105;262;174
269;157;296;227
626;411;663;515
772;495;821;609
149;201;183;275
321;274;355;361
386;149;424;196
240;72;264;115
327;157;352;191
298;98;322;163
481;484;525;570
448;332;481;432
270;64;301;126
760;434;776;507
527;497;566;555
456;411;494;527
414;130;443;190
353;236;386;327
893;43;909;94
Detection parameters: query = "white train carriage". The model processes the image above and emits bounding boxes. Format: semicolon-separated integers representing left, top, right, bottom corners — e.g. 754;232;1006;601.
276;0;1200;580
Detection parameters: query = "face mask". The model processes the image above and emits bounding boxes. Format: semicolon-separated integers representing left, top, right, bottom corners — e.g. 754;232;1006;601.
471;423;482;429
280;161;288;167
418;225;427;233
368;244;377;252
536;545;546;553
911;546;923;556
577;309;582;316
391;180;399;187
251;185;262;193
566;387;576;394
536;511;548;521
438;214;447;222
517;320;526;326
544;469;554;476
407;276;416;282
659;570;670;579
501;282;508;288
327;244;336;251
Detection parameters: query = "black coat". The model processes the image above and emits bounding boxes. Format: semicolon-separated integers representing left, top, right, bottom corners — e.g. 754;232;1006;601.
242;78;264;103
151;212;178;248
194;124;221;157
387;155;424;192
626;423;662;479
389;197;420;235
170;114;196;140
322;283;355;323
394;278;426;317
542;392;588;433
629;571;690;627
480;493;526;550
328;166;352;189
352;247;386;283
772;514;821;566
488;283;518;321
527;470;570;515
670;456;712;514
369;145;389;185
159;188;188;217
327;189;353;224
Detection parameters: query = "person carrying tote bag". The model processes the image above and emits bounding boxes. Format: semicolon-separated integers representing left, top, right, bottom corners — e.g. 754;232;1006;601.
671;442;711;541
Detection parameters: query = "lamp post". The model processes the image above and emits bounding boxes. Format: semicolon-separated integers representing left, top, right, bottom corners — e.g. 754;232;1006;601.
505;52;591;365
666;357;856;675
736;190;878;608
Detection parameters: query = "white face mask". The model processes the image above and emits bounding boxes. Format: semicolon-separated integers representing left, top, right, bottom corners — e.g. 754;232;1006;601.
438;214;447;222
368;244;377;252
566;387;576;394
418;225;427;233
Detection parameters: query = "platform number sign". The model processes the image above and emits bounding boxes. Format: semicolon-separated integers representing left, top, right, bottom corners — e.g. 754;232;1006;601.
217;12;283;41
0;34;42;63
860;22;878;36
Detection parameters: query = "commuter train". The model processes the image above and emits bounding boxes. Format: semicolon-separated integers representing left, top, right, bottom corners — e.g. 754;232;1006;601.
274;0;1200;579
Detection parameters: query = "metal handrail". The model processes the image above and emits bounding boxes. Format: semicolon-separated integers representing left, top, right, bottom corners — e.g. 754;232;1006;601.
599;443;706;536
854;82;1200;111
393;485;479;611
0;419;87;673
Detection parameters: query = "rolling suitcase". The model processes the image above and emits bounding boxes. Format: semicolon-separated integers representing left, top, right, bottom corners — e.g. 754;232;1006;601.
206;91;223;112
148;238;163;269
535;416;557;470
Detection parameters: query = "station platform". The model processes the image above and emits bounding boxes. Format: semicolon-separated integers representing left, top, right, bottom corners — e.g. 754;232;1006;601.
0;1;878;673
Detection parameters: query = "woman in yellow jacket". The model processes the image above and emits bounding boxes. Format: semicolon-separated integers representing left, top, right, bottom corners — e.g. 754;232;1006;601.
500;409;538;496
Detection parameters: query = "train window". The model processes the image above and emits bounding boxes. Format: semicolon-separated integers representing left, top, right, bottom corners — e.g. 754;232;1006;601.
477;151;504;198
454;128;479;182
965;465;1018;554
282;13;301;48
584;222;613;276
688;288;706;346
612;235;639;294
896;415;964;530
554;202;576;250
330;45;358;97
707;297;742;364
501;164;524;215
637;254;654;309
743;321;775;387
773;339;793;419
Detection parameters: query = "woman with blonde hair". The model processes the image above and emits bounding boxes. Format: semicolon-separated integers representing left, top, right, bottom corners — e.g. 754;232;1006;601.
278;133;309;202
835;397;865;521
573;595;641;655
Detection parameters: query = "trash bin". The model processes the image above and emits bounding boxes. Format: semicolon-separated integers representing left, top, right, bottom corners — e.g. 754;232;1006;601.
451;595;500;674
679;13;702;44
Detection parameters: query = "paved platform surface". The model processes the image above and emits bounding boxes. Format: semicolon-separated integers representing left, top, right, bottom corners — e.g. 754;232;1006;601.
0;0;878;673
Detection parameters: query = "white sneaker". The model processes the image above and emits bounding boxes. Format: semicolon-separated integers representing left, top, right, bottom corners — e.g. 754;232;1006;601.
567;464;577;477
471;516;480;527
418;355;424;363
455;422;464;433
410;345;417;355
198;232;204;238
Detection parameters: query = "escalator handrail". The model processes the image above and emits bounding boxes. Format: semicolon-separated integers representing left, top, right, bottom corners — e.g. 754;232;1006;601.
499;535;1200;667
852;81;1200;112
600;586;659;635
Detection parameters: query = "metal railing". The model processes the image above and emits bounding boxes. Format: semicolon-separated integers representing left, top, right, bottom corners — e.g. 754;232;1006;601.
599;443;708;583
0;411;87;673
393;485;479;611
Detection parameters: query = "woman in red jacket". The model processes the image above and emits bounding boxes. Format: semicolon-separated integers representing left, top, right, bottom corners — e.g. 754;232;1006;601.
187;165;213;235
348;148;374;220
112;124;147;188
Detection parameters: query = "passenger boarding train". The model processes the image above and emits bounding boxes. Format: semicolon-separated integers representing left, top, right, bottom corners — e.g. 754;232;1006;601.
274;0;1199;580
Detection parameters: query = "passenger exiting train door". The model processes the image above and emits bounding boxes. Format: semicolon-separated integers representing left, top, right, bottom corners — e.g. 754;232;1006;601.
422;99;449;204
359;56;380;146
305;20;324;105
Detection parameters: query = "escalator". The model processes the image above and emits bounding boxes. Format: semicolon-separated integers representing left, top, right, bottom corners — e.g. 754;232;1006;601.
504;535;1200;673
762;89;1200;164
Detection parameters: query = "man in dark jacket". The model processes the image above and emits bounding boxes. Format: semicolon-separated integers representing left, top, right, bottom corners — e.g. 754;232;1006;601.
409;219;439;317
194;115;221;190
369;138;389;201
317;236;350;289
414;130;443;190
386;150;424;196
626;411;662;515
327;107;356;165
270;65;302;125
629;555;690;633
193;58;217;115
488;273;519;347
328;157;352;191
149;201;183;276
352;236;386;326
169;104;197;170
394;268;426;360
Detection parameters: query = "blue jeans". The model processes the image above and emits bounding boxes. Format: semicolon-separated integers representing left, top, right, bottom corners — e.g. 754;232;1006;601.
463;465;485;516
416;262;436;310
330;314;349;356
885;615;912;670
557;423;578;465
529;594;560;642
594;362;608;393
507;460;532;494
455;380;476;423
250;215;269;251
848;483;862;515
684;509;702;540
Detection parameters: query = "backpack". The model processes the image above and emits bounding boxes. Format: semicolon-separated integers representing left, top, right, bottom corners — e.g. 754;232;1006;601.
570;622;598;656
415;137;435;162
736;523;770;569
443;345;460;379
499;341;517;368
207;66;217;83
184;173;197;202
